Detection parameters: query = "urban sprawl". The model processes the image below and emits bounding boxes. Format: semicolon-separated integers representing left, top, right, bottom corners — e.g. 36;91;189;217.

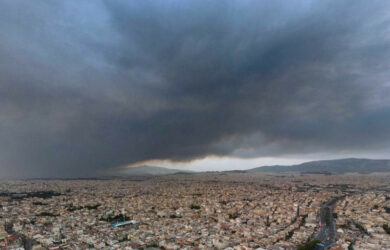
1;173;390;249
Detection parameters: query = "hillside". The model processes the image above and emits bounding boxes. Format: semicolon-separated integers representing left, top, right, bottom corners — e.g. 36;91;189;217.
116;165;191;176
248;158;390;174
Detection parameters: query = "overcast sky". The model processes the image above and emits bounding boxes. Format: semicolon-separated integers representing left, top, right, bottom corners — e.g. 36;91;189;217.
1;0;390;178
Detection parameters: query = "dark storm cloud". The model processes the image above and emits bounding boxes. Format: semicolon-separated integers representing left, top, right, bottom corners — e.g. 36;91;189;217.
1;0;390;177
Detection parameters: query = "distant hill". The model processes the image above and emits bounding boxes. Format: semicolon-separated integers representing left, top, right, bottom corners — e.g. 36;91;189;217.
248;158;390;174
116;165;192;176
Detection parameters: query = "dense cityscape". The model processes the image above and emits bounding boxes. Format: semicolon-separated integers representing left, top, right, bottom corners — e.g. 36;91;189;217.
1;173;390;249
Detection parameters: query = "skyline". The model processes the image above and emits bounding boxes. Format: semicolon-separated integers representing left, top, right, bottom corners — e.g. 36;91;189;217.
1;0;390;178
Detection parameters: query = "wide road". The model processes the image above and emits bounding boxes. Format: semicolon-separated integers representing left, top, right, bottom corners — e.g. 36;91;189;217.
314;196;344;250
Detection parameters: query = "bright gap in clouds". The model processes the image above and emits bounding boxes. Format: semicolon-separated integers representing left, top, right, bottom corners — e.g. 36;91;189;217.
130;149;390;173
150;156;307;172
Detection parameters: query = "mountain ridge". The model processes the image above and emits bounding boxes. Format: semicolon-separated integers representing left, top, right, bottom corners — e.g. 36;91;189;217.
115;165;192;176
248;158;390;174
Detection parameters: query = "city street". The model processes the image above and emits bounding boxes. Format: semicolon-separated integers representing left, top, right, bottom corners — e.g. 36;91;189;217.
314;196;344;249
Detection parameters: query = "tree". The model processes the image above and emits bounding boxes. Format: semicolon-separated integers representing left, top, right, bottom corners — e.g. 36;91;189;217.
297;239;321;250
383;224;390;234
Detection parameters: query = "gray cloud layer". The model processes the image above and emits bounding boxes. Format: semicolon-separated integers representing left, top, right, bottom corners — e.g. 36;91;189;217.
1;0;390;177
